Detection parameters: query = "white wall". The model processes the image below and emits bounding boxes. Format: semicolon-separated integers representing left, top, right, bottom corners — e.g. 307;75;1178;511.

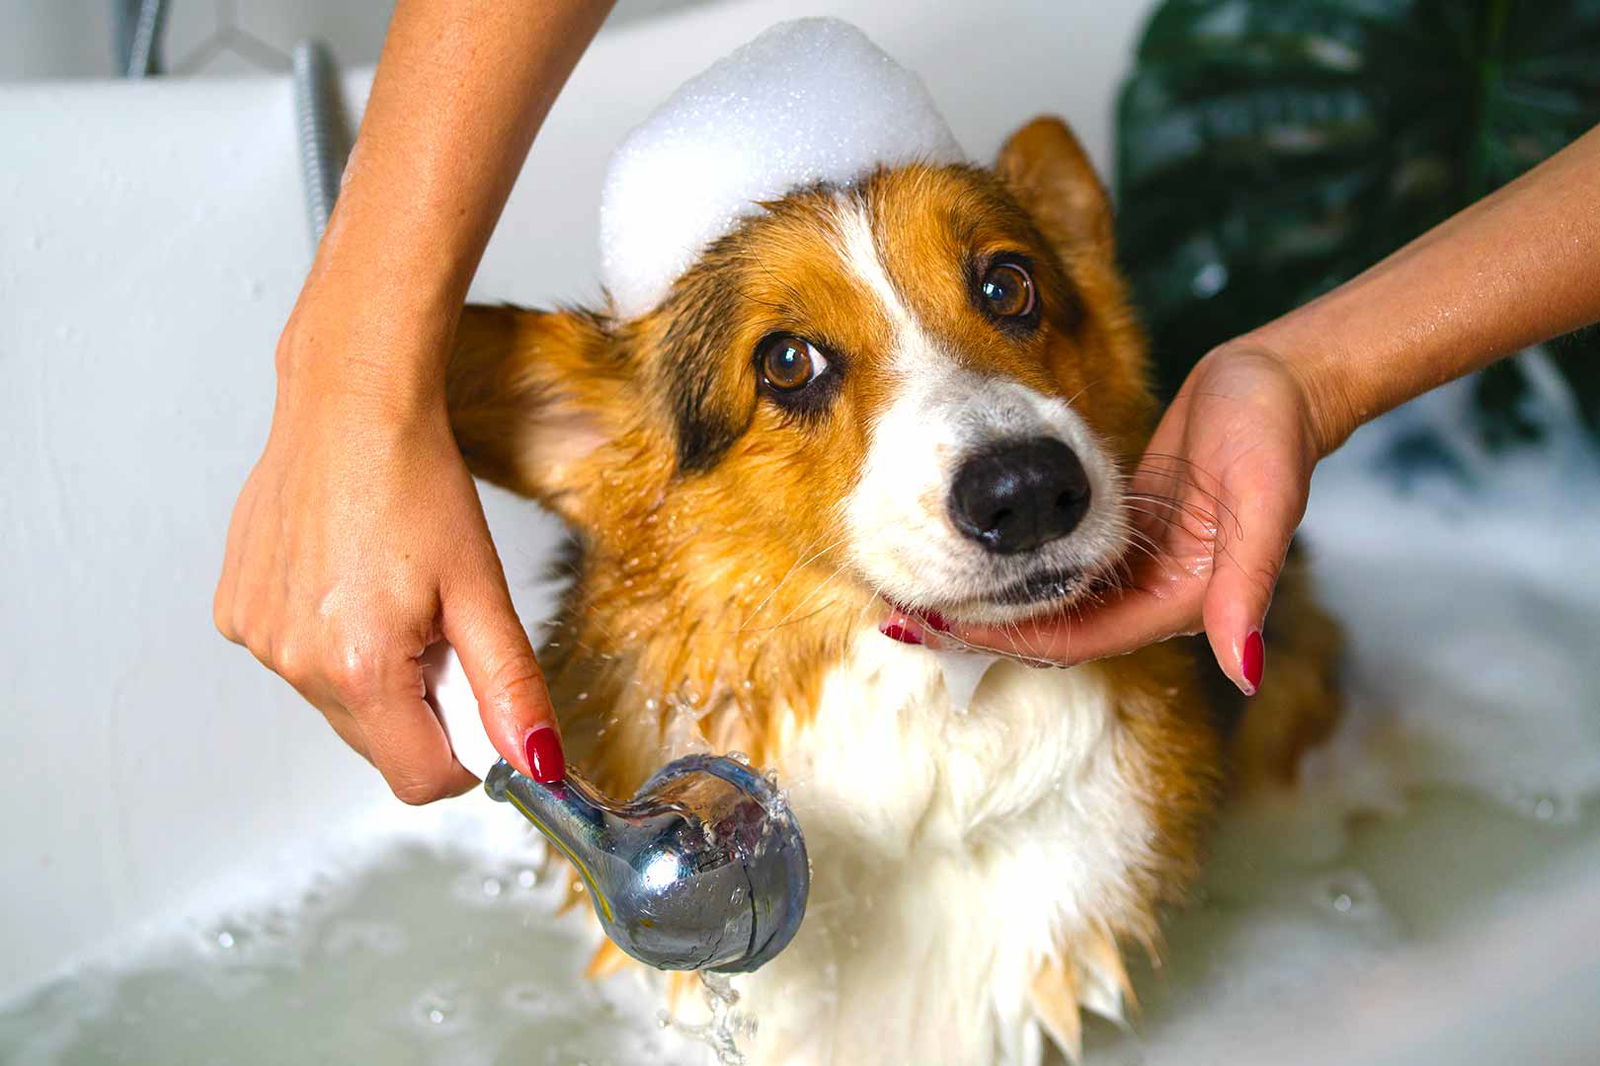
0;0;723;80
0;0;1159;998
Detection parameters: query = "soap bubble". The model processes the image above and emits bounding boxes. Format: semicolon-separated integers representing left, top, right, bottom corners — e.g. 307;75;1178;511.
1501;783;1579;825
599;18;963;319
411;986;460;1032
1311;870;1381;922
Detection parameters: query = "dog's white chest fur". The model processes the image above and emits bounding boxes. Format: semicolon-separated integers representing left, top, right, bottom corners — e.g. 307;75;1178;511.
730;631;1152;1066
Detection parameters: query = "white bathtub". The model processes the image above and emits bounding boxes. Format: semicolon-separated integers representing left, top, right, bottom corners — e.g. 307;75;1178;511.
3;0;1597;1062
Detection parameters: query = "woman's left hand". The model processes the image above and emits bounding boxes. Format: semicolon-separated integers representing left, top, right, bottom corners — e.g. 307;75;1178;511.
911;342;1326;695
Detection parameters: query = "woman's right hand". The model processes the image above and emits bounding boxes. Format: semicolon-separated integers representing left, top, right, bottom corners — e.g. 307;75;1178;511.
214;314;565;803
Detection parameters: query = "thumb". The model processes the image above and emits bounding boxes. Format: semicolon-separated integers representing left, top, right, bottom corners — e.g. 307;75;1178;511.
442;577;564;783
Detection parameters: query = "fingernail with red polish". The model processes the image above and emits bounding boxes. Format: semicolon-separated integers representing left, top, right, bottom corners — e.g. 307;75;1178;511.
879;620;924;646
1241;629;1265;695
525;727;566;783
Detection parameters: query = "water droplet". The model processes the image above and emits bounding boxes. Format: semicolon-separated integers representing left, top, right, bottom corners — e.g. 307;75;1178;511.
576;691;589;702
517;868;538;889
1503;784;1577;824
215;930;236;949
482;877;503;899
412;988;458;1030
1314;870;1379;919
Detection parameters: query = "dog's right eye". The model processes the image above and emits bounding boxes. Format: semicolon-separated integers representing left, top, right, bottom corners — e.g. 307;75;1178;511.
757;333;829;393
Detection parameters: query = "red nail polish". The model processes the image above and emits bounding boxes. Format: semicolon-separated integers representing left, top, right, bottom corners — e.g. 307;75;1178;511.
879;622;923;646
920;610;951;633
1241;629;1264;694
525;727;566;783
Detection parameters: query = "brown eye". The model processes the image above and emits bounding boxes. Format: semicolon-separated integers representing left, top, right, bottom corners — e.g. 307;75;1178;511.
758;333;829;392
979;261;1035;318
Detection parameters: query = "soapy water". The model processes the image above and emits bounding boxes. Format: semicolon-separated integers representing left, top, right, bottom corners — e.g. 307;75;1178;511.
6;383;1600;1062
0;811;709;1066
4;786;1594;1065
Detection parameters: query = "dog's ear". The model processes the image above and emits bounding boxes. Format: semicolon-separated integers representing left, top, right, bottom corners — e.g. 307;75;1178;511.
448;305;635;526
995;116;1114;265
996;117;1157;455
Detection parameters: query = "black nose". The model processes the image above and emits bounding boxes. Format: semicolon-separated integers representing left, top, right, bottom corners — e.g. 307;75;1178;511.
948;437;1091;555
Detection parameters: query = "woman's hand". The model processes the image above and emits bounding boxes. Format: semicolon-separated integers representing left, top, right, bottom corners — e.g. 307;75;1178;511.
930;125;1600;691
209;0;615;800
937;343;1325;694
214;321;564;802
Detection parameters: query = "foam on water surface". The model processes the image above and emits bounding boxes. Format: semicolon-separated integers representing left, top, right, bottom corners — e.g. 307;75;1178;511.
599;17;963;319
0;803;709;1066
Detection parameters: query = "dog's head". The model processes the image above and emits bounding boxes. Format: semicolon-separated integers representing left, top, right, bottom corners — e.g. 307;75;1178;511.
451;118;1152;626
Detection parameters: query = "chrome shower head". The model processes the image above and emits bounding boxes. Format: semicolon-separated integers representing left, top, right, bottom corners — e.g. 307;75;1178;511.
485;753;808;972
422;643;809;973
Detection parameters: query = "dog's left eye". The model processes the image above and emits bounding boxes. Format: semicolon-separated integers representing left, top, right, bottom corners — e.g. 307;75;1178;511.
979;261;1036;319
757;334;829;392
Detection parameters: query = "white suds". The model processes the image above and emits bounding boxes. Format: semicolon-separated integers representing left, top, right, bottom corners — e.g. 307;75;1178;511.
598;17;964;319
933;649;999;714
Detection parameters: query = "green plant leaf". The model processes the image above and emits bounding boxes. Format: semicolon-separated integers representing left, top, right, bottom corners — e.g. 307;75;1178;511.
1115;0;1600;447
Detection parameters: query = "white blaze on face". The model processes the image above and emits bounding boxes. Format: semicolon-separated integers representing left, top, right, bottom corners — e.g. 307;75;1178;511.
832;198;1127;623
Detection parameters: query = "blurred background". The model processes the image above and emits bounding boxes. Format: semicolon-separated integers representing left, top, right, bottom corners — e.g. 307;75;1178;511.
2;1;1597;1064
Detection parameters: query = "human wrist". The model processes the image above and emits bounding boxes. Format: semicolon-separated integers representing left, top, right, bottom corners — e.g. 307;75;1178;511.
274;276;461;418
1229;318;1366;461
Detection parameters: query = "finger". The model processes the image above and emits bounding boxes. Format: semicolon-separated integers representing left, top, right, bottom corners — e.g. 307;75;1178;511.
441;575;562;783
1198;466;1306;697
336;644;478;804
272;662;376;764
950;581;1202;666
213;487;257;643
321;704;374;764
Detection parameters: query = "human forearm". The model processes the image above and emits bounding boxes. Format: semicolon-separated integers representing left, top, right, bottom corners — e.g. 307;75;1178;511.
1245;124;1600;456
282;0;614;402
219;0;609;800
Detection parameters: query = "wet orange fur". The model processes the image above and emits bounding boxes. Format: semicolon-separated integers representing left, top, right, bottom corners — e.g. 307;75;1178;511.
446;115;1340;1040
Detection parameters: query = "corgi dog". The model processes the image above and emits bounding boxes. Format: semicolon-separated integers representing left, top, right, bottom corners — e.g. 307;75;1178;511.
446;116;1339;1065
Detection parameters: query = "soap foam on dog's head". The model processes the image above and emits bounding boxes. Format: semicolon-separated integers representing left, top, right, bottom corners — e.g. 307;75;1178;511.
599;17;965;320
